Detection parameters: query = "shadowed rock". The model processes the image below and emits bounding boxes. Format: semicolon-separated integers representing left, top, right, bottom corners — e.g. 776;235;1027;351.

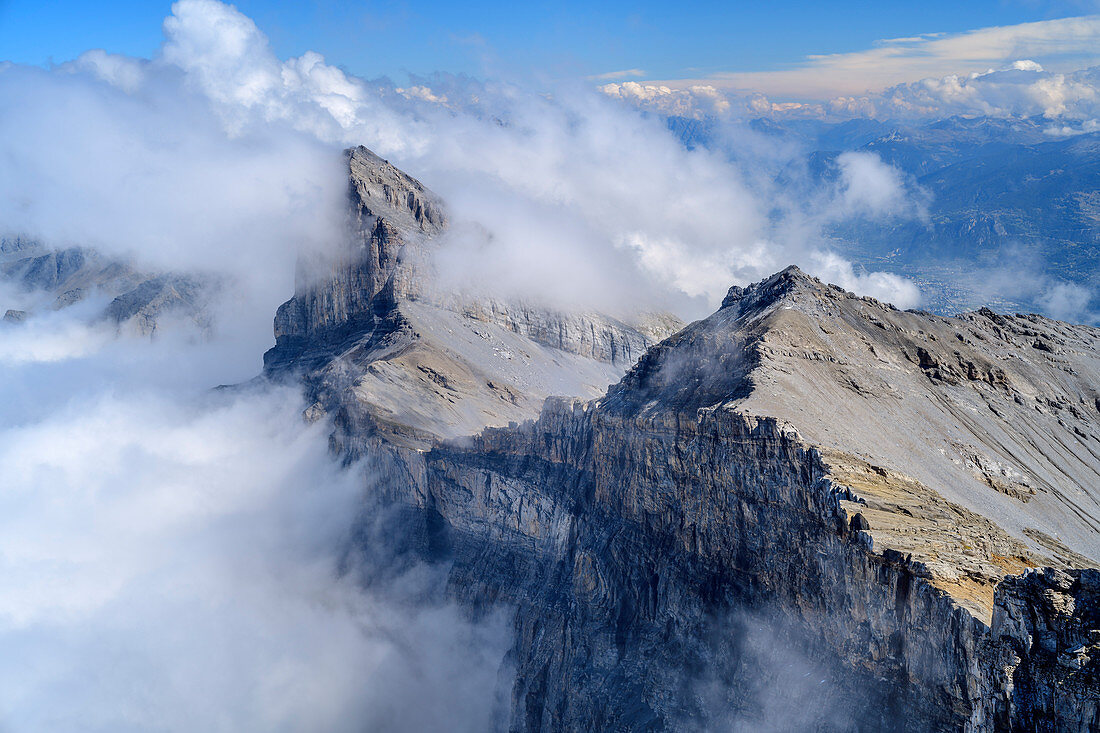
268;152;1100;730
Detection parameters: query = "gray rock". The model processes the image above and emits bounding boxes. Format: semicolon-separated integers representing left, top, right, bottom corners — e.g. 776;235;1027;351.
264;146;681;447
103;274;209;337
267;146;676;373
0;240;213;336
269;154;1100;730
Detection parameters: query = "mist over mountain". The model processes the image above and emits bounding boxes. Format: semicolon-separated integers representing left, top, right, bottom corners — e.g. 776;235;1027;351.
619;69;1100;324
1;1;1099;731
666;112;1100;321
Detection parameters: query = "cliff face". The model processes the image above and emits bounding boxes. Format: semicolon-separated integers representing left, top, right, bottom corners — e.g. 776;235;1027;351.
271;146;446;353
267;147;661;371
264;146;677;447
412;398;1098;731
269;153;1100;730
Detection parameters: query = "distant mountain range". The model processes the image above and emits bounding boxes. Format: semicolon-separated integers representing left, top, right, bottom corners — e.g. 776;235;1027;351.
669;114;1100;322
0;238;212;336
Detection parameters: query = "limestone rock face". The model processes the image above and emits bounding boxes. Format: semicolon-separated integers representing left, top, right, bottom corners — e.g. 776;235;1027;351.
264;147;679;446
268;146;670;377
272;147;447;351
986;568;1100;729
268;152;1100;730
719;267;1100;565
396;269;1099;730
102;273;209;336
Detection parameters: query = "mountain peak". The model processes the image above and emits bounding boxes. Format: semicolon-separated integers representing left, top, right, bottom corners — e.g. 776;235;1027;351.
265;146;679;445
719;264;829;312
346;145;446;234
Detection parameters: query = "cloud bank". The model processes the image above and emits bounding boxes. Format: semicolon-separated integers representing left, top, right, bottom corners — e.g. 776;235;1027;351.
1;0;926;325
0;232;513;733
0;378;511;732
643;14;1100;99
604;61;1100;130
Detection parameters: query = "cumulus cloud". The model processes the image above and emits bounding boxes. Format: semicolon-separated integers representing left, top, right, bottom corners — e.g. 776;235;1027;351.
849;62;1100;122
598;15;1100;129
602;60;1100;128
833;152;926;220
423;86;926;313
599;81;738;118
807;251;922;308
0;64;350;373
0;245;513;732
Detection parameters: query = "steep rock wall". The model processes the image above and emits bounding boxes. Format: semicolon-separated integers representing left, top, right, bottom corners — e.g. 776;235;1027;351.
266;147;668;374
402;403;958;730
335;394;1094;731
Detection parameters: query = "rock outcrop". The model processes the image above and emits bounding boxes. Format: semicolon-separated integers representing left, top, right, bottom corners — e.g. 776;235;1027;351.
268;153;1100;730
264;147;679;446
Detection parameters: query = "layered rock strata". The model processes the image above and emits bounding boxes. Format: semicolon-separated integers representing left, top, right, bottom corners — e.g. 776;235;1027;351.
268;152;1100;730
264;147;679;445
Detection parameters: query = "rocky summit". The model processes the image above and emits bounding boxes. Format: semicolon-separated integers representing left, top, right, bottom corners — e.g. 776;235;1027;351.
264;145;680;447
268;149;1100;731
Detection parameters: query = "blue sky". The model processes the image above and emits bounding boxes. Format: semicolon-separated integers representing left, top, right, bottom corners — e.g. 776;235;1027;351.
2;0;1099;96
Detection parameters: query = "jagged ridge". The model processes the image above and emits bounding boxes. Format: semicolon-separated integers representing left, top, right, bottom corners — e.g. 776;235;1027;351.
265;149;1100;729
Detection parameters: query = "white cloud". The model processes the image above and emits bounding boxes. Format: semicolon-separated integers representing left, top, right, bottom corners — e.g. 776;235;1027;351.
602;58;1100;128
0;317;112;365
865;63;1100;121
588;68;647;82
62;49;148;92
943;245;1100;326
833;152;924;220
0;383;512;732
0;254;514;731
1038;281;1099;323
395;84;450;105
808;251;921;309
599;17;1100;127
1044;117;1100;136
647;14;1100;98
599;81;735;118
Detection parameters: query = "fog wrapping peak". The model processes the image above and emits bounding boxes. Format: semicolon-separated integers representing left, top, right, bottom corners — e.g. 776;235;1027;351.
2;0;925;327
0;2;935;730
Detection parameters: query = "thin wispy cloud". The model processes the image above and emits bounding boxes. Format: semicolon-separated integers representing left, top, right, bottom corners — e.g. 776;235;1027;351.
649;14;1100;98
587;68;647;81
